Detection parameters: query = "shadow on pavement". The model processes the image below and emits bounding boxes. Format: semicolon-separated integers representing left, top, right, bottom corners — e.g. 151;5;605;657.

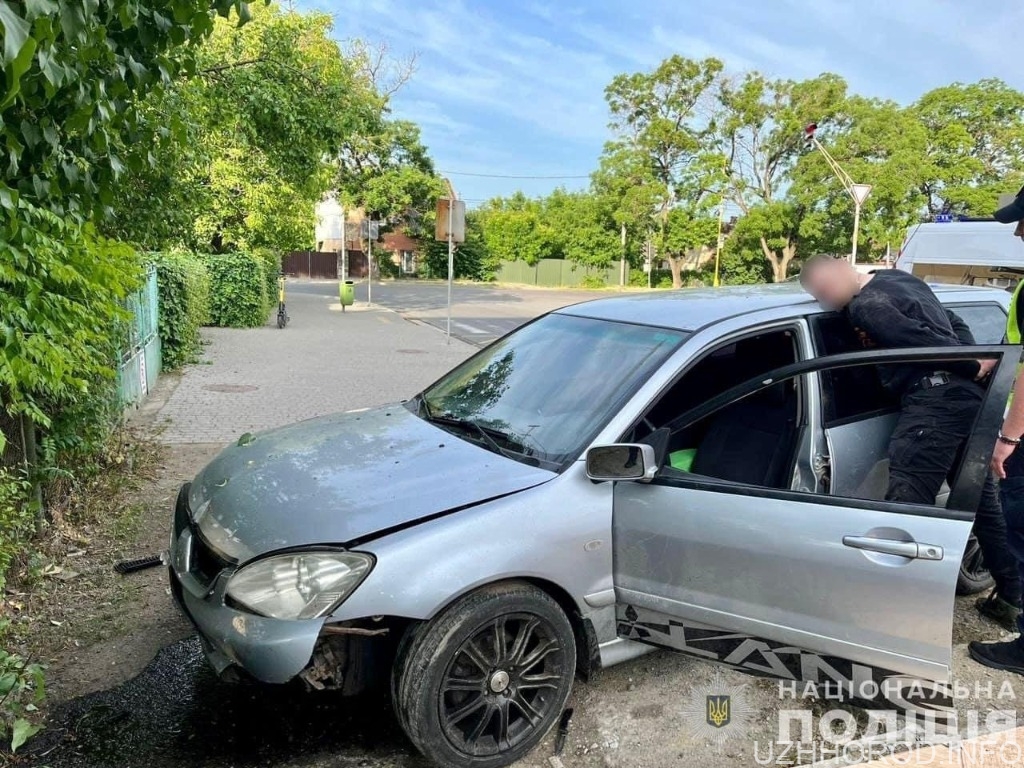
26;636;422;768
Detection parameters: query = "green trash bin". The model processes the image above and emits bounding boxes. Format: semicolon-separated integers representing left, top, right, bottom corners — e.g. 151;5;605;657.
339;279;355;311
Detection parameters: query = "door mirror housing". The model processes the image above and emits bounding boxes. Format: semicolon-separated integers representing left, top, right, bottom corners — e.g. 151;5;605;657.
586;444;658;483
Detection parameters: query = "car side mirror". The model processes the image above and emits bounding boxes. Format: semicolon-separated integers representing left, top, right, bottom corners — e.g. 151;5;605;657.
585;444;658;483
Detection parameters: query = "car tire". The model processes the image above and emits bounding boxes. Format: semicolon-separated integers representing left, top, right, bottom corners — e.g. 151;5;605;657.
393;581;576;768
957;530;995;596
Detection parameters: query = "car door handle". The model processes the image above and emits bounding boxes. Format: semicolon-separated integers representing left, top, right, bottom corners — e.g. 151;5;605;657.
842;536;944;561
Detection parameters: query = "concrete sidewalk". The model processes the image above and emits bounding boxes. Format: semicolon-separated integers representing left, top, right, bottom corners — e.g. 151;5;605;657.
152;290;475;443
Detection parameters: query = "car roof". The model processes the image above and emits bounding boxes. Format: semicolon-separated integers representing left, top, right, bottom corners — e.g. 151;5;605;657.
554;281;1008;332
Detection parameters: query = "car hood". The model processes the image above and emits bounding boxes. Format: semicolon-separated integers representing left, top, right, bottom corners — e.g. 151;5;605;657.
188;404;556;562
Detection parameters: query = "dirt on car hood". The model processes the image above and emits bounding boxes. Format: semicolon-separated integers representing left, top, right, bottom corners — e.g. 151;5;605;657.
187;404;555;563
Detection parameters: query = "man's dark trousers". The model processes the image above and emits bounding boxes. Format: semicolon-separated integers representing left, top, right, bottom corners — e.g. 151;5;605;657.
887;377;1021;608
1000;449;1024;647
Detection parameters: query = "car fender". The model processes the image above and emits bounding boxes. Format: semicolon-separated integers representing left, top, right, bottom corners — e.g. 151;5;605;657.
328;463;615;629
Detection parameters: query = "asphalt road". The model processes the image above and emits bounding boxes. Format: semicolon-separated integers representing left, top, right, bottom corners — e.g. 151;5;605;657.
288;279;600;346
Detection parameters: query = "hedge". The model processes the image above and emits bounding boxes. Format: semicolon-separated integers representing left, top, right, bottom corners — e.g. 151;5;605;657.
253;248;281;308
151;252;211;369
201;252;270;328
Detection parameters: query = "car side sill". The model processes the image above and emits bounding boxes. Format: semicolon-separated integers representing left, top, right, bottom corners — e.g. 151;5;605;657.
598;636;656;669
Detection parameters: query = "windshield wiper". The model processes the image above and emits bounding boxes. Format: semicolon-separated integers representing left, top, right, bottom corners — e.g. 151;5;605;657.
415;396;549;467
426;414;514;457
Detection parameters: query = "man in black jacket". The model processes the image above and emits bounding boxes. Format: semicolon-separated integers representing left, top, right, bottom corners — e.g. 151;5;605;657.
801;256;1021;630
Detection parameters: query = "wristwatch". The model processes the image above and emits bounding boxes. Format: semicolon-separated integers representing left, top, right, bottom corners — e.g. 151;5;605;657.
998;431;1022;446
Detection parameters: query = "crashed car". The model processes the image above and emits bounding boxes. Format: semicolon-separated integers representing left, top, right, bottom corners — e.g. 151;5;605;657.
167;283;1016;768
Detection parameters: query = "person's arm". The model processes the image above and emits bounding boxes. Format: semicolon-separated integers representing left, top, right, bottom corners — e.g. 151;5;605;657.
993;372;1024;478
945;309;996;379
849;293;983;378
850;292;960;348
946;309;975;345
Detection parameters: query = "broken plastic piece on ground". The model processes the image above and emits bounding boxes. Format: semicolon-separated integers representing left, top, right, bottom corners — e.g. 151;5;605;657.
114;554;162;575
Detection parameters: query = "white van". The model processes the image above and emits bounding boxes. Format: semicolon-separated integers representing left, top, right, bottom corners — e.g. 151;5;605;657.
894;220;1022;286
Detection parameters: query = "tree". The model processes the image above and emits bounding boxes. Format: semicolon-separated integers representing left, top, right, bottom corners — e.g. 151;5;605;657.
662;206;721;272
420;211;494;280
913;79;1024;216
601;55;725;288
337;119;444;225
0;0;255;446
476;193;551;266
109;3;374;253
543;189;621;268
790;96;930;260
715;72;848;281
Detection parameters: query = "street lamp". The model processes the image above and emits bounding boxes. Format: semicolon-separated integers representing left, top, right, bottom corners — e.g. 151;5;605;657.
804;124;871;265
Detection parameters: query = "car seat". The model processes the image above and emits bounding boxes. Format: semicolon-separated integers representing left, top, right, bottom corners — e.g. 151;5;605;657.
689;336;799;489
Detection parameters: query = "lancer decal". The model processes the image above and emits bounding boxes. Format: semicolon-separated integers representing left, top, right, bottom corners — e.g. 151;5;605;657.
617;604;953;719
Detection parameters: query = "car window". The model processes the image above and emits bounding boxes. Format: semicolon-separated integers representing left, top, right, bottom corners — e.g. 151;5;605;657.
810;313;896;426
631;327;802;490
945;302;1008;344
419;313;687;470
654;350;1006;511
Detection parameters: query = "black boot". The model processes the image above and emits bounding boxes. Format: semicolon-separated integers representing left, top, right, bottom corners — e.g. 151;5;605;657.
969;639;1024;675
976;592;1022;633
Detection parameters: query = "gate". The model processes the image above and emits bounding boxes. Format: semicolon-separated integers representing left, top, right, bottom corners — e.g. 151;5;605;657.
117;266;161;408
283;251;339;279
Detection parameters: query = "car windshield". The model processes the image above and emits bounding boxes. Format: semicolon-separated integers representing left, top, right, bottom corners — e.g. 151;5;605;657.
415;313;688;469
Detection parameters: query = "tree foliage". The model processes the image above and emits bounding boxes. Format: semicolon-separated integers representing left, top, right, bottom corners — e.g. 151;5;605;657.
601;55;725;287
475;61;1024;286
420;211;494;280
1;0;256;453
107;3;370;253
476;193;551;266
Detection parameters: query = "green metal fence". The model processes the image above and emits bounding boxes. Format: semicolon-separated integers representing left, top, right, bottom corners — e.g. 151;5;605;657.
495;259;620;287
117;266;161;408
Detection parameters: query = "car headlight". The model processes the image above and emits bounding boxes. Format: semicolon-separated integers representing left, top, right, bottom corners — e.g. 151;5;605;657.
225;551;374;620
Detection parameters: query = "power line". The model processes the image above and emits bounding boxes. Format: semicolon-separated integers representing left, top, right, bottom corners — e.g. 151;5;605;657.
438;169;591;180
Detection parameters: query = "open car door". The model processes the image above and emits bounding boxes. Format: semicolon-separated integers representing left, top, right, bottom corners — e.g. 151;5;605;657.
610;345;1017;710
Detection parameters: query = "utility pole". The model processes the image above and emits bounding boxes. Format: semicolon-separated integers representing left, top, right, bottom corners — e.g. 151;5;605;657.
367;218;373;307
620;223;627;290
646;240;653;290
804;123;871;265
713;196;726;288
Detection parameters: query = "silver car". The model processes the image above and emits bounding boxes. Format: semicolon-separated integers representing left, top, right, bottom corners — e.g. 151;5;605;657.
167;283;1016;768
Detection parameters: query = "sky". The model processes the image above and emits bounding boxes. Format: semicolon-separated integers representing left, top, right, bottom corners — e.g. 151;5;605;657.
298;0;1024;206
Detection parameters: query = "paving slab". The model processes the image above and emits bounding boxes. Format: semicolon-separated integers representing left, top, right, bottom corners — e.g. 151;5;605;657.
152;289;475;444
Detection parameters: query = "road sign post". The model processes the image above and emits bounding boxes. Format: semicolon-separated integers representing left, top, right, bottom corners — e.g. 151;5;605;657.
436;190;466;344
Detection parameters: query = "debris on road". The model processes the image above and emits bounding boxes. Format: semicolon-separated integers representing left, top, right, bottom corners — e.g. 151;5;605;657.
113;554;162;575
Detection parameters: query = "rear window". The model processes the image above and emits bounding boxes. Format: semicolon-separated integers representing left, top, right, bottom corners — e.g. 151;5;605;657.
946;302;1007;344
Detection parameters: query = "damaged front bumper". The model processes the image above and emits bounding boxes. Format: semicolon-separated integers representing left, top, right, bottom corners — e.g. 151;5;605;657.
167;484;324;684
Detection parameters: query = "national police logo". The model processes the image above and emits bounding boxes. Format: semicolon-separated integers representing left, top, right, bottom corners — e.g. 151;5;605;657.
707;694;731;728
681;669;753;749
